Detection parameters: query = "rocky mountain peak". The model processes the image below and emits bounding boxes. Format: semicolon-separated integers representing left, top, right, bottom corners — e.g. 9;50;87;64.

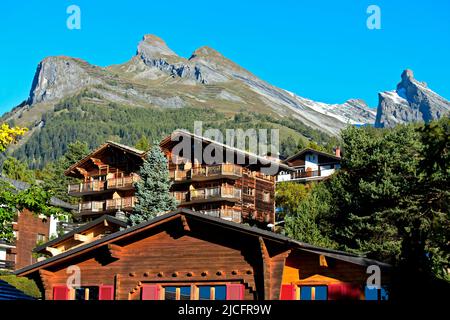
189;46;224;60
375;69;450;128
137;34;178;59
28;56;99;105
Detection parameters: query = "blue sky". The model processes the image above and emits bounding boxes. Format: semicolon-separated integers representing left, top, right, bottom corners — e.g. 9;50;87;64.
0;0;449;114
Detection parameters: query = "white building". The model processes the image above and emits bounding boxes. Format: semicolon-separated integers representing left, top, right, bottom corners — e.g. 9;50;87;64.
277;148;341;183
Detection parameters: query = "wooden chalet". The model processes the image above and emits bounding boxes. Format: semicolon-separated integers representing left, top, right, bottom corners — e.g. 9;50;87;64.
64;141;145;221
277;148;341;183
160;130;293;226
65;131;292;226
15;209;390;300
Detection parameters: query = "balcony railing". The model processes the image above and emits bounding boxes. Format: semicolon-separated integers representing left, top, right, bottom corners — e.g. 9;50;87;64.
106;197;136;211
106;175;139;189
69;175;139;195
290;170;321;180
199;209;241;223
172;186;241;204
0;259;15;270
68;180;105;194
169;170;188;181
171;191;188;203
190;186;241;201
78;197;136;214
79;200;105;213
191;164;242;179
170;164;243;183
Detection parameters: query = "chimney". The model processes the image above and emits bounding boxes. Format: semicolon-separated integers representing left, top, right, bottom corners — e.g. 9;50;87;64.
335;147;341;158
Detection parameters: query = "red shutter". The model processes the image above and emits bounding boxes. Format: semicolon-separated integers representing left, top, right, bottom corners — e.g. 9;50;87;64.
99;285;114;300
226;284;245;300
53;285;69;300
280;284;297;300
141;285;161;300
328;283;361;300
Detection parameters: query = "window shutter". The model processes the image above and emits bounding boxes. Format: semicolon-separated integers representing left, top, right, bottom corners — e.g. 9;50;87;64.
226;284;244;300
328;283;361;300
328;284;343;300
99;285;114;300
141;285;161;300
280;284;296;300
53;285;69;300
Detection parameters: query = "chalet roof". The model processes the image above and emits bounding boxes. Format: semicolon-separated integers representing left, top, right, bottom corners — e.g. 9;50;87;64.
15;208;390;276
64;141;146;176
0;176;76;211
160;130;295;172
33;214;128;254
284;148;341;164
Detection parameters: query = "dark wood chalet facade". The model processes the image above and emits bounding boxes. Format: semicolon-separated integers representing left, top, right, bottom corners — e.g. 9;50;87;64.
65;141;145;221
160;130;292;226
15;209;390;300
65;131;291;226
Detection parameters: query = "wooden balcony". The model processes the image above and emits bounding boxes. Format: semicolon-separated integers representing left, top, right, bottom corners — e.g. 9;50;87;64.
191;164;243;180
170;164;243;183
69;175;139;196
198;209;242;223
172;186;242;205
106;175;139;190
169;170;188;181
68;180;105;196
77;197;136;216
106;197;136;211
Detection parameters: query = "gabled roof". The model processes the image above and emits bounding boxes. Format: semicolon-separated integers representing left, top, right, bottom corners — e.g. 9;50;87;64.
33;214;128;254
0;176;76;211
160;130;294;172
64;141;146;176
284;148;341;164
15;208;390;276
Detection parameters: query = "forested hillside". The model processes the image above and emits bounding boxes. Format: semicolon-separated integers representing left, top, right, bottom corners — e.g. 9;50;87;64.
7;90;336;168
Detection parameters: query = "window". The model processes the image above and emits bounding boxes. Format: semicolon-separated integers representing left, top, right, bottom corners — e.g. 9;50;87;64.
36;233;47;243
141;283;242;300
262;191;270;203
164;286;191;300
198;285;226;300
300;286;327;300
74;286;99;301
243;187;254;196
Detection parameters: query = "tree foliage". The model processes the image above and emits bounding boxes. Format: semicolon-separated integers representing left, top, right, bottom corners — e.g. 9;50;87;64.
1;156;35;183
285;118;450;283
0;180;64;242
0;123;27;152
129;146;177;225
135;136;150;151
36;140;90;203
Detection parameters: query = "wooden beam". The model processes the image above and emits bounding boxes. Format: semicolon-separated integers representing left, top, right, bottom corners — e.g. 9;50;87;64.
39;270;55;295
258;237;271;300
180;215;190;231
74;233;93;242
108;244;123;259
46;247;62;256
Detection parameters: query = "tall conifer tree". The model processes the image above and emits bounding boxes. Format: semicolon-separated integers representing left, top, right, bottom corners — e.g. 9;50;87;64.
129;145;177;225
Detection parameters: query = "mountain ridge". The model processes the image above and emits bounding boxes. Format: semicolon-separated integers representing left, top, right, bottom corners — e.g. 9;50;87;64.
2;35;448;167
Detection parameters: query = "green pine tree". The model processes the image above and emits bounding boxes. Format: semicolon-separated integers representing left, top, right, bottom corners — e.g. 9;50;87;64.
129;145;177;225
135;136;150;151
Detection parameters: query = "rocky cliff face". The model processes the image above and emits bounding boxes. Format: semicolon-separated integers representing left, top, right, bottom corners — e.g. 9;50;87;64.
28;56;101;105
375;69;450;128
